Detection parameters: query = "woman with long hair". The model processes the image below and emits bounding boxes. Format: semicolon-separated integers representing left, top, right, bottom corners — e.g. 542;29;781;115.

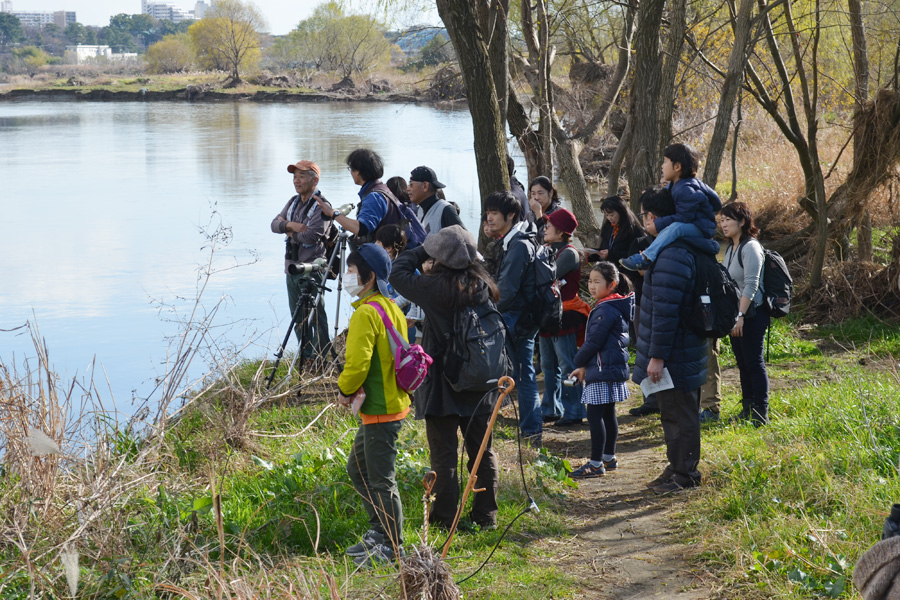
389;226;502;530
720;202;770;426
585;195;644;265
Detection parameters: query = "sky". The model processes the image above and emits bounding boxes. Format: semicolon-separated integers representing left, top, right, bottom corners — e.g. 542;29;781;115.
5;0;439;36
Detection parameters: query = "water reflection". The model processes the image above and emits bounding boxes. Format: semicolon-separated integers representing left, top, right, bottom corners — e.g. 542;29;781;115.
0;100;489;407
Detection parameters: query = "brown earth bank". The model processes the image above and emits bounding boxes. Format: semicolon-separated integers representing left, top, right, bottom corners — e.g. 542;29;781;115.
0;86;428;103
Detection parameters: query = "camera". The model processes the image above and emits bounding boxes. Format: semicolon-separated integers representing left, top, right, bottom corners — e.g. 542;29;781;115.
563;376;578;387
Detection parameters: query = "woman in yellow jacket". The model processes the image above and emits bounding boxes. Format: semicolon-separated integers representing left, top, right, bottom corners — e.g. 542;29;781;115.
338;243;411;568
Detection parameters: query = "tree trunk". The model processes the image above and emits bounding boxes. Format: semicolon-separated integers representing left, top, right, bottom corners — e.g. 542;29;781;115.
436;0;510;207
608;114;633;197
508;81;547;181
658;0;687;156
848;0;872;260
627;0;666;198
552;126;603;245
703;0;755;188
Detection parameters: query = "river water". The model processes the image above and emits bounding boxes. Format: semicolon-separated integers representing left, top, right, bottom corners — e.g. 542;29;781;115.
0;99;494;407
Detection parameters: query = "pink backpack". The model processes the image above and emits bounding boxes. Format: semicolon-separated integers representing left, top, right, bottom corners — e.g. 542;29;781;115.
367;301;432;393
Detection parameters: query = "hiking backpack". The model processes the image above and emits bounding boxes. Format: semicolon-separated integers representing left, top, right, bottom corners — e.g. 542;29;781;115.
661;240;741;339
367;183;428;249
443;301;512;393
518;237;563;336
367;301;433;393
737;240;793;318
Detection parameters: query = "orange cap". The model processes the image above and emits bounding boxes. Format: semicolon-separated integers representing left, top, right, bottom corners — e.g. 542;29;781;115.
287;160;320;178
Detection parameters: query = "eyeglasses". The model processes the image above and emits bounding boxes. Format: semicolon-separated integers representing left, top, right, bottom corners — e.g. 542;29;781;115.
637;212;647;220
347;166;352;172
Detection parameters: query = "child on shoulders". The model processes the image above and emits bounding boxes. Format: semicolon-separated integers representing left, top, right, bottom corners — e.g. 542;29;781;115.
620;143;722;271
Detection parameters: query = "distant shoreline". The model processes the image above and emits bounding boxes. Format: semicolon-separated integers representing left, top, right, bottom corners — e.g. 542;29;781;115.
0;87;440;104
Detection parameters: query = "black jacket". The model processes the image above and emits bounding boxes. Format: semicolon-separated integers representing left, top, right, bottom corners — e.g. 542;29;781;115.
389;246;493;417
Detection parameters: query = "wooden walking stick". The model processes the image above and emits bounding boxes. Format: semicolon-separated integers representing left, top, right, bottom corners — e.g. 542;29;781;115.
422;470;437;545
441;376;515;559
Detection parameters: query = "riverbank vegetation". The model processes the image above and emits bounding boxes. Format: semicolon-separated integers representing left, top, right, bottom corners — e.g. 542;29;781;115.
1;314;898;598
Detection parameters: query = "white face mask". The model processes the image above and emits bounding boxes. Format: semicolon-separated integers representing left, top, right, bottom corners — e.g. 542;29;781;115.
344;272;365;298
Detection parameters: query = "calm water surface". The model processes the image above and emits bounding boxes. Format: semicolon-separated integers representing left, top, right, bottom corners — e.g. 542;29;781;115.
0;100;493;407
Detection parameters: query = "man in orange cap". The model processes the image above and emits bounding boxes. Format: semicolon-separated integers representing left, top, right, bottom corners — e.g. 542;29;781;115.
271;160;333;363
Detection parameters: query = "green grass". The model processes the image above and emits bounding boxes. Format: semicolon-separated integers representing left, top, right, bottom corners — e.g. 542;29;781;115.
684;319;900;599
817;314;900;357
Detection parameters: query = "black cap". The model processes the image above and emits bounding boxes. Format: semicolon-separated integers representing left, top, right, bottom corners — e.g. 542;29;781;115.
409;166;446;189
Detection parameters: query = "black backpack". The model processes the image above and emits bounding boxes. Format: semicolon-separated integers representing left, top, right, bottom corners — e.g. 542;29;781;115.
660;240;740;339
443;301;512;392
737;240;793;318
518;237;563;336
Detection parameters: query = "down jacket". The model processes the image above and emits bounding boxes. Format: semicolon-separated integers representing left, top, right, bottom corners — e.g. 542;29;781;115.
655;177;723;238
573;293;634;383
632;236;719;391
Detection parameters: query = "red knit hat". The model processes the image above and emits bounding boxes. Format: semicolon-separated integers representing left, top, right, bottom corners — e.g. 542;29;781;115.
547;208;578;235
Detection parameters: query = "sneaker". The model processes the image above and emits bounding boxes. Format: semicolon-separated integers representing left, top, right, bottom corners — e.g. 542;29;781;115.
651;478;699;495
570;462;606;479
645;466;675;488
699;409;720;423
629;403;659;417
619;253;651;272
602;458;618;471
353;543;403;568
346;529;383;557
542;414;561;423
555;417;583;426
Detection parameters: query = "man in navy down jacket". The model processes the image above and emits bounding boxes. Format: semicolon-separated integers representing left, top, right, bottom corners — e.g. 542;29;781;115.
632;186;719;495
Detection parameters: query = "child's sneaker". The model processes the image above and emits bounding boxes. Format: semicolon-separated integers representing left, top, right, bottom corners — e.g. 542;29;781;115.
619;252;651;271
570;462;606;479
603;458;618;471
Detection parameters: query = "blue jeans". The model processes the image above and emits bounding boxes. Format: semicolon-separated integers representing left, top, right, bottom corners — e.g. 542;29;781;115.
641;222;703;262
507;334;541;436
539;334;586;420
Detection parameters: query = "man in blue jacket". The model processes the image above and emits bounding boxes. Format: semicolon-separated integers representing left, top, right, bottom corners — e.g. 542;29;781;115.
483;191;543;446
632;186;719;494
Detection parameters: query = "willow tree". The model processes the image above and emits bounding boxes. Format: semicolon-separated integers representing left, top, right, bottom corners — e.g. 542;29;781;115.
189;0;266;85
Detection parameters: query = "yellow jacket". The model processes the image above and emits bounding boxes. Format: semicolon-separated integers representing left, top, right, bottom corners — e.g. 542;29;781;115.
338;291;411;424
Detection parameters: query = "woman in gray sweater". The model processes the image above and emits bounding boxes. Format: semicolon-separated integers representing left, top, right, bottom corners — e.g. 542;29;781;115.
720;202;769;425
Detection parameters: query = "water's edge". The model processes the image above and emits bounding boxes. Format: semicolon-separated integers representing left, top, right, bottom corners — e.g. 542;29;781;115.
0;87;464;105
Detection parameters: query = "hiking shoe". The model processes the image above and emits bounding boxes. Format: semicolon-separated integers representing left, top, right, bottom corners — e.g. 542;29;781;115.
699;409;720;423
619;253;651;272
523;432;543;449
555;417;583;426
645;466;675;488
629;403;659;417
651;478;699;495
570;462;606;479
353;543;403;568
602;458;618;471
346;529;383;557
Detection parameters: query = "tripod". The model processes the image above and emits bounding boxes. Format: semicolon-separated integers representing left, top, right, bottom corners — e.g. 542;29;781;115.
266;229;352;389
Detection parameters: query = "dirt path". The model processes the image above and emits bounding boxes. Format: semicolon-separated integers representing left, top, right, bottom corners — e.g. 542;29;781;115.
538;407;721;599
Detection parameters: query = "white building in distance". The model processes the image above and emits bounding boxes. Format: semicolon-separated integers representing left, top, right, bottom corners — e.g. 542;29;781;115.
140;0;197;23
65;45;138;64
0;2;75;28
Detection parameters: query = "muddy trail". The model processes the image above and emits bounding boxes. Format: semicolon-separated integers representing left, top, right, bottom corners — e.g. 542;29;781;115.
536;410;721;599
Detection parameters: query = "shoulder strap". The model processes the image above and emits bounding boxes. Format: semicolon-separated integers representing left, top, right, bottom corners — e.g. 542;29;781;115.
736;238;763;269
366;301;409;352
